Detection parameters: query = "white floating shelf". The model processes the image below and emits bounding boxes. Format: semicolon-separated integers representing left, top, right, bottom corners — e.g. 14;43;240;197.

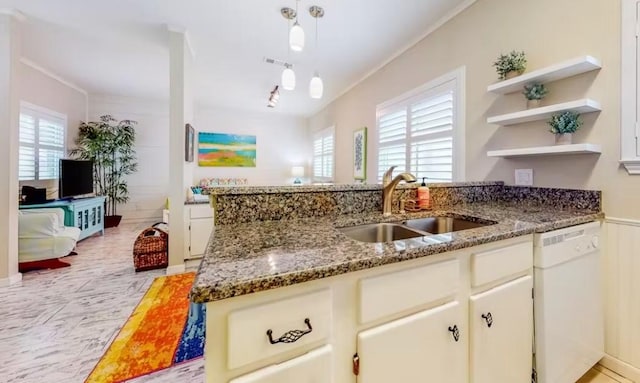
487;99;601;126
487;55;602;94
487;143;602;158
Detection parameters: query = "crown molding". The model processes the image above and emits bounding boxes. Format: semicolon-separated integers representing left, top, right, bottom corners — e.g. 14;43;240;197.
0;9;26;22
20;57;89;96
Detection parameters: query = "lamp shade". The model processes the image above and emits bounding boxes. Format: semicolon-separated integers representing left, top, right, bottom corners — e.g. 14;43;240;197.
309;73;324;99
281;67;296;90
291;166;305;177
289;22;305;52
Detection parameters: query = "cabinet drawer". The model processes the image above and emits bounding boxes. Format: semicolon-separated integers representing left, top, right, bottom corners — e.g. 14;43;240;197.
229;345;333;383
228;289;332;370
359;259;459;324
471;241;532;287
190;205;213;219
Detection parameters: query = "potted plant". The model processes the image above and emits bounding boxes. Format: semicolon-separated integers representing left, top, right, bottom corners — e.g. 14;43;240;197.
493;50;527;80
70;115;138;228
548;111;582;145
523;83;548;109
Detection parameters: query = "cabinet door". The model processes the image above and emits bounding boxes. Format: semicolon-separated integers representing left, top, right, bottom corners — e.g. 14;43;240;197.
229;345;332;383
357;301;466;383
470;276;533;383
190;218;214;256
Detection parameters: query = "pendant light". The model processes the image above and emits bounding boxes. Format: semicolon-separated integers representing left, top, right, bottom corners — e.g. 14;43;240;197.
309;5;325;99
288;1;304;52
282;64;296;91
309;72;323;99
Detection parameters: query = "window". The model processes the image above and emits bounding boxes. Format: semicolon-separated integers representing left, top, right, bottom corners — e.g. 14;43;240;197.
19;103;67;181
313;127;334;181
376;68;465;183
621;0;640;174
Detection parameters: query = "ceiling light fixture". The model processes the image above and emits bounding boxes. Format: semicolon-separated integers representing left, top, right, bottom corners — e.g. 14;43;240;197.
308;5;325;99
281;64;296;91
267;85;280;108
282;2;304;52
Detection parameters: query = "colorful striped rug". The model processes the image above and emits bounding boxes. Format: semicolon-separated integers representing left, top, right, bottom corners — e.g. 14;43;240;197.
85;272;205;383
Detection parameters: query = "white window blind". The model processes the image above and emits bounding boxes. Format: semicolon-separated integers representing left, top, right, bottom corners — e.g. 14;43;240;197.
19;103;67;181
377;78;457;183
313;127;334;181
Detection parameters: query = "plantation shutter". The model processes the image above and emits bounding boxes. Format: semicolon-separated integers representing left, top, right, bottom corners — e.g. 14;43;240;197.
377;79;456;183
19;103;67;181
313;127;334;181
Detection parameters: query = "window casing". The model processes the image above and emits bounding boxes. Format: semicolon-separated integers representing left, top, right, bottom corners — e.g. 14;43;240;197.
622;0;640;174
313;127;335;182
19;102;67;181
376;68;465;183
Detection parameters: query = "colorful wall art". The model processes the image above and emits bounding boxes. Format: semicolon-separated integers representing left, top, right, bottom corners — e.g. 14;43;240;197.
198;132;256;167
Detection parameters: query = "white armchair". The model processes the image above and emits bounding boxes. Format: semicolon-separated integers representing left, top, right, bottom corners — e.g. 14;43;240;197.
18;208;81;263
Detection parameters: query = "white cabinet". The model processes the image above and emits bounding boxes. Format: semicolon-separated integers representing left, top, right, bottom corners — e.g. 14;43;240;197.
164;205;214;259
229;345;333;383
469;276;533;383
357;301;466;383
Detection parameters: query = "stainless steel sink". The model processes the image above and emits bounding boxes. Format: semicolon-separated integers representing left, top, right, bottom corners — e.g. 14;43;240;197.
338;223;426;243
402;217;495;234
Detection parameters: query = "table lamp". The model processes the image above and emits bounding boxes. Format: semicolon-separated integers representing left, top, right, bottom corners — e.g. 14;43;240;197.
291;166;305;185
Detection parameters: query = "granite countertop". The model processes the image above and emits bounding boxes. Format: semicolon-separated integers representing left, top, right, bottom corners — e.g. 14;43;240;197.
190;201;602;303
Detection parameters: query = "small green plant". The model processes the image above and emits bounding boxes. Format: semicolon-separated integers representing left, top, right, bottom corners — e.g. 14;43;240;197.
523;83;548;100
548;111;582;134
493;50;527;80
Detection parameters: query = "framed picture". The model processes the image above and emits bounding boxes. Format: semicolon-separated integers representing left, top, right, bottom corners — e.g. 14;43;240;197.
353;127;367;180
198;132;257;167
185;124;195;162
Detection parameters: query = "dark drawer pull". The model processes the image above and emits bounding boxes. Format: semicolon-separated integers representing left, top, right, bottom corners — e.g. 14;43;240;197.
482;312;493;328
448;325;460;342
266;318;313;344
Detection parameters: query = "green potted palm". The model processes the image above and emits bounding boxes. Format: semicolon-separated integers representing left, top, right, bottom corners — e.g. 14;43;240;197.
548;111;582;145
70;115;138;228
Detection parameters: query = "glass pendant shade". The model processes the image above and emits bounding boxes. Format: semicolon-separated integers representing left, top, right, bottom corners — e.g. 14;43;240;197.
289;22;305;52
309;73;324;99
281;67;296;90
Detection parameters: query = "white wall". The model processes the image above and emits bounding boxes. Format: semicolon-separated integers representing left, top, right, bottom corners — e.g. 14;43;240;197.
18;60;88;197
88;95;170;222
193;107;310;186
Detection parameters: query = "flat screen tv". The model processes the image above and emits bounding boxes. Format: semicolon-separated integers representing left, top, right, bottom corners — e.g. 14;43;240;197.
59;159;94;199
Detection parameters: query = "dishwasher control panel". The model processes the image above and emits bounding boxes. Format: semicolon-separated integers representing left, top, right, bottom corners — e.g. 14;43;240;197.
534;221;601;269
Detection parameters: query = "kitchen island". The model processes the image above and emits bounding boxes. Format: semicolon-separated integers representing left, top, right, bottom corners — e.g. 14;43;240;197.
191;183;602;383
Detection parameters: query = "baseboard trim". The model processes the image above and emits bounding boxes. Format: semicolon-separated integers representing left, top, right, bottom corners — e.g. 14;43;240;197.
0;272;22;287
166;264;186;275
600;354;640;382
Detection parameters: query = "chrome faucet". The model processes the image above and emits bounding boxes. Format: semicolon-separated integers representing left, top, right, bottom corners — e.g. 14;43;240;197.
382;166;417;216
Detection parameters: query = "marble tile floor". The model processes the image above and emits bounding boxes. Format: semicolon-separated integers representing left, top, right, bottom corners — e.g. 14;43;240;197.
0;222;627;383
0;222;204;383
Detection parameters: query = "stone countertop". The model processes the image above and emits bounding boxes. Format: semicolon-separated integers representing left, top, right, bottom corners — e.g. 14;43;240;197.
190;202;603;303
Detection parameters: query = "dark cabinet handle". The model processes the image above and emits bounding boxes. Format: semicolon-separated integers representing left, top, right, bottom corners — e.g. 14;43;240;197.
266;318;313;344
448;325;460;342
482;312;493;328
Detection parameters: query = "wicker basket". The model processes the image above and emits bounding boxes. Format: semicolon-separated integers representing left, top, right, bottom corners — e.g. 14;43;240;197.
133;222;168;272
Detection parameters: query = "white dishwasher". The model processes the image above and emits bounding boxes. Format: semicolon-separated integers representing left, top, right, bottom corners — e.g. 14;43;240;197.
533;221;604;383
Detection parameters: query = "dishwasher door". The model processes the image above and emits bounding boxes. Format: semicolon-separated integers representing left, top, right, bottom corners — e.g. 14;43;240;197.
533;222;603;383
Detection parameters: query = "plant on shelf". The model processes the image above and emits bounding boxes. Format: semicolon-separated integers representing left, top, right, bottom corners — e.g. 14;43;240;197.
493;50;527;80
70;115;138;228
522;82;548;109
547;111;582;145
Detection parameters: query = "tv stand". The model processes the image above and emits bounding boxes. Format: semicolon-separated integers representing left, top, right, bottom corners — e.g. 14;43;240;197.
19;196;107;241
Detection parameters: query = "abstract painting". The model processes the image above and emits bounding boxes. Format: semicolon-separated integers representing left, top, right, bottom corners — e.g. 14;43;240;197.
198;132;256;167
185;124;194;162
353;127;367;180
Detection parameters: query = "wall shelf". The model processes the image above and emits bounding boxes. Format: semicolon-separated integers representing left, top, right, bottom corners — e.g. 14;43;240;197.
487;99;601;126
487;144;602;158
487;56;602;94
